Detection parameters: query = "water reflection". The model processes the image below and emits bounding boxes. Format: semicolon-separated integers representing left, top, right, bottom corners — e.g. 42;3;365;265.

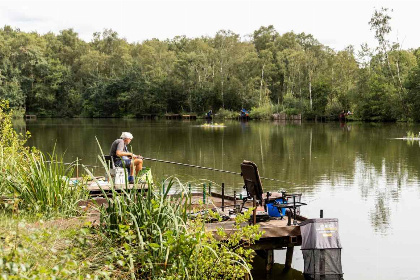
251;254;304;280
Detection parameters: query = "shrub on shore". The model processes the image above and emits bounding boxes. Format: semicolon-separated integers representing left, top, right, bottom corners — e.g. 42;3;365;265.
0;100;87;217
216;109;238;119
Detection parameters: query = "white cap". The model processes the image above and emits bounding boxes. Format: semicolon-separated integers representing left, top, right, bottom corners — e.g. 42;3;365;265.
120;132;133;139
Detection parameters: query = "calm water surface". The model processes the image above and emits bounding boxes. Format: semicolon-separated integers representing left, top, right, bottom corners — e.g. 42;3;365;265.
23;119;420;280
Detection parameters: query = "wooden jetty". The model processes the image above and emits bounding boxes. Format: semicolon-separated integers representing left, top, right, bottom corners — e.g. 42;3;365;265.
182;114;197;120
86;180;148;197
189;191;306;272
165;114;182;120
165;114;197;120
82;190;306;273
81;160;309;274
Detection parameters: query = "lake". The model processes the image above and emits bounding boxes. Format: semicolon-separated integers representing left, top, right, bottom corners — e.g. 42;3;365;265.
24;118;420;280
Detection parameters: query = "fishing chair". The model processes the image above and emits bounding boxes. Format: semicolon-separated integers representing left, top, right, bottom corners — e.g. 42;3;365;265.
240;160;304;220
240;160;264;212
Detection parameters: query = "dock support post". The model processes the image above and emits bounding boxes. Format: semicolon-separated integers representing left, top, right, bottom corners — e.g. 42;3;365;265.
188;184;192;211
266;249;274;275
221;183;225;211
203;184;206;204
253;195;257;225
233;191;237;212
284;245;294;271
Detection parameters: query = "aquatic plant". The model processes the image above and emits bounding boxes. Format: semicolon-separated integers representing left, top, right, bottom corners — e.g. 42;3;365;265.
406;131;418;139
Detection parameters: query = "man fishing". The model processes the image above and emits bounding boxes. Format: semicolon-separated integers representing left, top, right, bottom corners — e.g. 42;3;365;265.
109;132;143;184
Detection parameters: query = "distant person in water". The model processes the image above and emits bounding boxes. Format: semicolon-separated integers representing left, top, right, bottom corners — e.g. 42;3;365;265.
240;108;249;117
109;132;143;184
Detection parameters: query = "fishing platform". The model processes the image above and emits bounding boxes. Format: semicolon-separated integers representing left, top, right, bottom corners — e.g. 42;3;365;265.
82;159;342;278
164;114;197;120
187;160;308;273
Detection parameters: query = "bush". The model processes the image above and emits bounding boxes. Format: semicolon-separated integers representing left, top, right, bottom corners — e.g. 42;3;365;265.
216;108;237;119
283;93;303;112
0;99;87;217
0;100;31;195
325;98;343;119
250;104;273;120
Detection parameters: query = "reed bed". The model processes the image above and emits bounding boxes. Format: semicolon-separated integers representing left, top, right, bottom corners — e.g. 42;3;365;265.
3;151;88;216
87;154;262;279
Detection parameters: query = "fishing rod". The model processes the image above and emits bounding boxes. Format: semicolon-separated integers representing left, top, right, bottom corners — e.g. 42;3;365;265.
142;156;301;185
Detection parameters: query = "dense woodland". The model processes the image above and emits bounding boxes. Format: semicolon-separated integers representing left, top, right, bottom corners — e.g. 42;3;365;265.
1;8;420;121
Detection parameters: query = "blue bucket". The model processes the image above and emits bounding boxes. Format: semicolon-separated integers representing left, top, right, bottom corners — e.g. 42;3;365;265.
267;198;287;217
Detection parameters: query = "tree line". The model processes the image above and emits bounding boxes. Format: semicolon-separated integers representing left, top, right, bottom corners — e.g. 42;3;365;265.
1;8;420;121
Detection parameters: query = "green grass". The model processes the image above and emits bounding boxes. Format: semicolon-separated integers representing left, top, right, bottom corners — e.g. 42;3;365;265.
0;213;111;279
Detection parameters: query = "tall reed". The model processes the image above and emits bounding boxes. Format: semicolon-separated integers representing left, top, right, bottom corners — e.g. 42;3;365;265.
89;152;259;279
4;151;87;216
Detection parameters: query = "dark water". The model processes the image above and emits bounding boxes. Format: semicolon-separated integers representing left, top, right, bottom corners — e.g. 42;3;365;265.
23;119;420;280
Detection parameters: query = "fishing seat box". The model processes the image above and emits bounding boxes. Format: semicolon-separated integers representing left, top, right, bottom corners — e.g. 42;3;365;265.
109;168;126;184
266;198;287;217
104;155;127;184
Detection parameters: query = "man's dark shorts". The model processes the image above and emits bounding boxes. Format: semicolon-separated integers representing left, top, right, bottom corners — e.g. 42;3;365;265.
115;158;132;172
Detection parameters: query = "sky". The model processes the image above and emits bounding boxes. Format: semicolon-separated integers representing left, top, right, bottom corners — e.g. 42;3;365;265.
0;0;419;51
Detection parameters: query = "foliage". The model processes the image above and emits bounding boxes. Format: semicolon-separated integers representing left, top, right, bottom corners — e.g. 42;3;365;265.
216;108;238;119
1;8;420;121
249;104;273;120
0;100;87;216
0;215;111;279
0;100;31;195
90;155;261;279
406;131;418;139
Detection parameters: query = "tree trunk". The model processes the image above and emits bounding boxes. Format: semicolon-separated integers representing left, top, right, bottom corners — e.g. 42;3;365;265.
259;64;265;106
309;73;313;110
